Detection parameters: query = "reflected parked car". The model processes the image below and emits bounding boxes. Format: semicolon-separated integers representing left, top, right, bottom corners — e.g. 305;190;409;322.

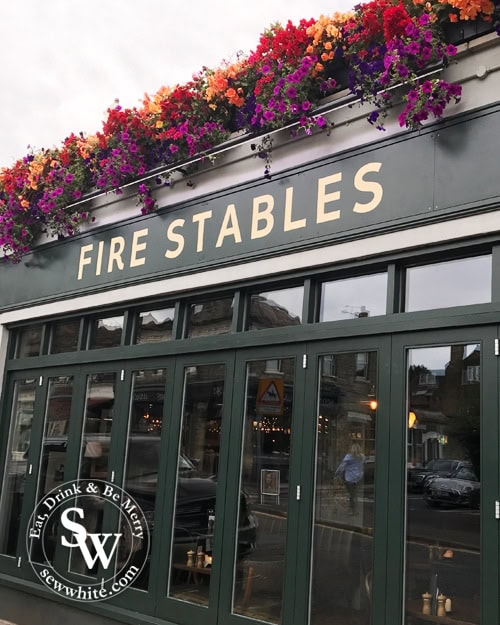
424;465;480;508
123;437;258;560
35;436;257;564
407;459;469;493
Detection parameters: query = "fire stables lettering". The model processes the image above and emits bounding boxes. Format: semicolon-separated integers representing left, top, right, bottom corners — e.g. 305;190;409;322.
77;161;383;280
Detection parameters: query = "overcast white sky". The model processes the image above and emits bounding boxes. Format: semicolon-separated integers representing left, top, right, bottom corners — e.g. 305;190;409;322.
0;0;355;169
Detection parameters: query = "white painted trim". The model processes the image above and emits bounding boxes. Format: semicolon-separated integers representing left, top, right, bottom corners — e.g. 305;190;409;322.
2;209;499;327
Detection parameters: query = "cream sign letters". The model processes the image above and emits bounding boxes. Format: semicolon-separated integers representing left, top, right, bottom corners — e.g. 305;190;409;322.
77;161;383;281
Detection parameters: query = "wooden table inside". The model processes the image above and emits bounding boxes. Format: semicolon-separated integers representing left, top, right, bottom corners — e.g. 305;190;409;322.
172;563;212;585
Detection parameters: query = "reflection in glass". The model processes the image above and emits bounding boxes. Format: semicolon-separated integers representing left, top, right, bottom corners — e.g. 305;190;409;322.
311;352;377;625
320;273;387;321
0;379;36;555
50;318;81;354
168;364;226;605
79;372;116;480
405;345;480;624
123;368;167;589
88;316;124;349
65;372;116;576
29;376;74;564
231;358;294;624
186;298;233;338
16;324;43;358
135;308;175;344
248;288;303;330
405;255;491;312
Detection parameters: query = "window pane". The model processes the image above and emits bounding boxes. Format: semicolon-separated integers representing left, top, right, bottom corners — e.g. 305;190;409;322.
405;345;480;624
0;379;36;556
186;298;233;338
50;318;80;354
88;316;124;349
123;368;167;589
135;308;175;344
16;324;43;357
29;376;73;565
311;352;377;625
65;372;116;577
168;364;226;605
248;287;303;330
79;372;116;479
231;358;294;623
320;273;387;321
405;255;491;312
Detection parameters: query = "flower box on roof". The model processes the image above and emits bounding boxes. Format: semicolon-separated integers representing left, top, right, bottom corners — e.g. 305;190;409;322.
0;0;499;264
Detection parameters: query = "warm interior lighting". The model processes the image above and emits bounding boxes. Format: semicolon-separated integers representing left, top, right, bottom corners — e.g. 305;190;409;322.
408;411;417;429
369;399;378;411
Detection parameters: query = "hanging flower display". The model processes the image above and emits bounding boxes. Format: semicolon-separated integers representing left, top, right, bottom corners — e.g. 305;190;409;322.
0;0;497;262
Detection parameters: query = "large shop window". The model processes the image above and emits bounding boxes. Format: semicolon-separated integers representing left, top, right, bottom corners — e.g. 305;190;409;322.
405;345;481;624
405;255;492;312
319;273;387;321
135;308;175;344
186;297;233;338
49;318;81;354
0;378;36;556
88;316;124;349
16;324;43;358
311;351;377;625
247;287;303;330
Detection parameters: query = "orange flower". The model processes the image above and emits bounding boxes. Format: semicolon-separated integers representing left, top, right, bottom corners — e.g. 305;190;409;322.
225;87;244;107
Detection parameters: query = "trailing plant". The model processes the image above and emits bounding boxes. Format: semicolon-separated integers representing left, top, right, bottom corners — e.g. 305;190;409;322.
0;0;496;262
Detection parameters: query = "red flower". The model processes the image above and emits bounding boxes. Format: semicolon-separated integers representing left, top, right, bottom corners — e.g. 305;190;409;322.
383;4;411;41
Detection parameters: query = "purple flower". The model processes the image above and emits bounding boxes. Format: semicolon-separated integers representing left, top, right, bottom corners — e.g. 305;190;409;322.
301;101;311;111
397;64;409;78
263;110;275;121
421;46;432;61
421;80;433;94
286;87;297;99
445;44;457;57
406;41;420;55
423;29;433;43
407;89;419;104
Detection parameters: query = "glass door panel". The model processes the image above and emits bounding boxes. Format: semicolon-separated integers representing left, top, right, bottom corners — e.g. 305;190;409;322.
231;357;295;624
78;372;117;481
405;344;481;624
122;368;167;590
311;351;377;625
168;363;226;606
29;375;74;565
66;371;117;577
0;378;36;556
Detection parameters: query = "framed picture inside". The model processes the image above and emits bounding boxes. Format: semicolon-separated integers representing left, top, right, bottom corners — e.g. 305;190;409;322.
261;469;280;496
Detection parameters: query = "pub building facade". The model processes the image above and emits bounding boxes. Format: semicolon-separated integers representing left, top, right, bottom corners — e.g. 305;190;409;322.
0;28;499;625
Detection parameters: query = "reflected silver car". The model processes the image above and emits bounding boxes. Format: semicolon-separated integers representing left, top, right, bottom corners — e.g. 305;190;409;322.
424;466;480;508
